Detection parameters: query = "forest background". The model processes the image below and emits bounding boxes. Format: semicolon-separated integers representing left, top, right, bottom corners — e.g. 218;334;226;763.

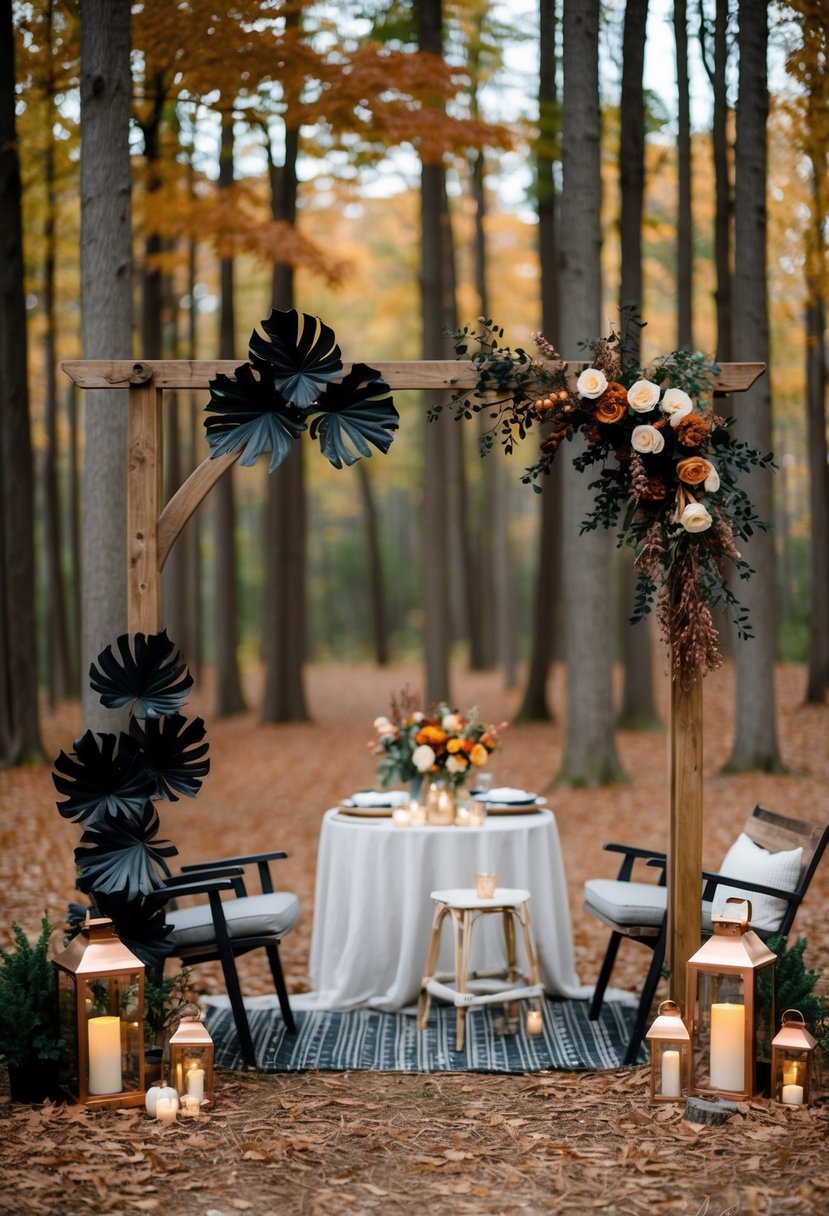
1;0;827;783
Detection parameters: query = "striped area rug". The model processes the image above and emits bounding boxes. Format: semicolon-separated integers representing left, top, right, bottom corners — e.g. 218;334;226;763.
204;999;646;1073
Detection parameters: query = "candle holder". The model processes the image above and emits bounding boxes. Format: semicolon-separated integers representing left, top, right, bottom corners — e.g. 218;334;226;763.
168;1015;214;1105
426;781;455;826
771;1009;816;1107
645;1000;691;1102
52;918;145;1109
475;873;498;899
686;898;776;1100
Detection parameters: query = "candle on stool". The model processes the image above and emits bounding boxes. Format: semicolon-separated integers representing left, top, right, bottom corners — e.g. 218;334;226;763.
709;1003;745;1092
782;1084;804;1106
660;1049;681;1097
87;1016;122;1095
526;1009;543;1036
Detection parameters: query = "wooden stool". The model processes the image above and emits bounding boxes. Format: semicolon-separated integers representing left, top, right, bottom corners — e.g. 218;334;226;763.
416;887;544;1051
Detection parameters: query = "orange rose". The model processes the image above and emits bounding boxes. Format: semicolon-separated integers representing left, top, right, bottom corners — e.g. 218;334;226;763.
470;743;489;767
446;738;464;753
416;725;447;746
675;414;711;447
676;457;714;486
594;381;628;424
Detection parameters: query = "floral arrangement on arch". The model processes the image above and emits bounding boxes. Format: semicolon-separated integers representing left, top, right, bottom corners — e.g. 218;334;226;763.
438;317;774;686
372;691;505;792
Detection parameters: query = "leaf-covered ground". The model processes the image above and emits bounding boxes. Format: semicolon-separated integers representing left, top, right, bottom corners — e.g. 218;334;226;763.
1;661;828;1214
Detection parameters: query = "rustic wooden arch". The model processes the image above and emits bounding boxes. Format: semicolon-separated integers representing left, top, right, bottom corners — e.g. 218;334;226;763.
62;354;765;1013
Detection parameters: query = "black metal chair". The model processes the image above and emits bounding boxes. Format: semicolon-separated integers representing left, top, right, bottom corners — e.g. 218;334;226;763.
583;806;829;1065
163;850;300;1068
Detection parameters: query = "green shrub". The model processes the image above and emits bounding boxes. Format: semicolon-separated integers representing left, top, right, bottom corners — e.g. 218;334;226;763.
0;919;63;1068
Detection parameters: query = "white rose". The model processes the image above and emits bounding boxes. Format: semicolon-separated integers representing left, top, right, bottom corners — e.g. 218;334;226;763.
576;367;608;399
412;744;436;772
660;387;694;424
373;716;394;735
631;424;665;454
680;502;713;533
446;755;468;775
704;465;720;492
627;379;661;413
441;713;464;732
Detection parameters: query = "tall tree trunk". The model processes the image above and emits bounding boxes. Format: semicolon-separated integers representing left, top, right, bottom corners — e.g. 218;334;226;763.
804;292;829;701
41;0;74;704
724;0;781;772
556;0;625;786
675;0;693;350
418;0;452;705
357;462;389;666
0;0;43;764
618;0;659;731
517;0;560;721
261;105;311;722
79;0;132;731
699;0;733;363
213;105;246;716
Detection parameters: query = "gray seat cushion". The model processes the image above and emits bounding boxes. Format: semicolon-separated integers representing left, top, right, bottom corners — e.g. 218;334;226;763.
167;891;300;953
584;879;667;927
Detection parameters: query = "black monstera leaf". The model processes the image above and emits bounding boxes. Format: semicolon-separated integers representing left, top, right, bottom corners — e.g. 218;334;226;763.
204;360;308;471
249;308;342;408
310;363;399;469
129;714;210;801
53;731;156;824
89;631;193;719
75;802;178;900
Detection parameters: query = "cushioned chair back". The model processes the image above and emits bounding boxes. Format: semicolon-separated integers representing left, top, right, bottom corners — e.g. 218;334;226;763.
743;805;829;935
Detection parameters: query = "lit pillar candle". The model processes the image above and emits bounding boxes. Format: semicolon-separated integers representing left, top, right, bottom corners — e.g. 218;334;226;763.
88;1016;122;1095
526;1010;543;1036
782;1084;804;1106
186;1067;205;1102
156;1097;178;1124
175;1062;184;1095
660;1049;681;1097
709;1003;745;1092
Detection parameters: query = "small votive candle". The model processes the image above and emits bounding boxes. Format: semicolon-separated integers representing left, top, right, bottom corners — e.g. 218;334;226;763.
454;806;471;827
526;1009;543;1036
179;1094;201;1118
156;1097;178;1124
392;806;412;828
409;802;426;825
475;873;497;899
468;805;486;826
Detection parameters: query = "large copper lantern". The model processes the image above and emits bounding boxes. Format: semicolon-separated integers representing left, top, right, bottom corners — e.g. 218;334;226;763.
686;898;776;1100
646;1000;691;1103
52;918;145;1109
169;1016;214;1106
771;1009;816;1107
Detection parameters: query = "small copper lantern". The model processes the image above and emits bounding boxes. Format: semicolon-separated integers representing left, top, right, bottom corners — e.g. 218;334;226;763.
646;1000;691;1102
52;918;145;1109
772;1009;816;1107
169;1016;214;1105
686;898;776;1100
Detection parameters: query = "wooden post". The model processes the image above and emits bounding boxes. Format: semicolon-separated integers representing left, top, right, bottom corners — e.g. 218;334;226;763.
668;667;704;1014
126;380;163;634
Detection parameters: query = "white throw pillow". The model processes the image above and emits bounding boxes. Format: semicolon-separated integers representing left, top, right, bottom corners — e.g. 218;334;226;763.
711;832;803;933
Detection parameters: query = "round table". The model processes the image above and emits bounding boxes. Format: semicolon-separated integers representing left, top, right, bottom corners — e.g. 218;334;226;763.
307;807;584;1011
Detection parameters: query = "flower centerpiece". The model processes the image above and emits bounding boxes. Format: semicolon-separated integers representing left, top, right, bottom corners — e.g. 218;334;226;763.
372;692;504;795
438;316;774;687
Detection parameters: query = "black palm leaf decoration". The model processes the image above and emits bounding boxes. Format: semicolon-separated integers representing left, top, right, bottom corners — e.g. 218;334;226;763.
129;714;210;801
249;308;342;408
89;631;193;719
75;802;178;900
53;731;156;825
204;361;308;471
310;364;399;469
91;888;175;969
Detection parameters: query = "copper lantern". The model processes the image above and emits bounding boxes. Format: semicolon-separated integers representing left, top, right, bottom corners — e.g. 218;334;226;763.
686;898;776;1101
169;1016;214;1106
771;1009;816;1107
646;1000;691;1102
52;918;145;1109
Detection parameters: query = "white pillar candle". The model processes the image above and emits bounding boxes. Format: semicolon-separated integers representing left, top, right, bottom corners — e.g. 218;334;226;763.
87;1016;122;1095
709;1002;745;1092
155;1097;178;1124
660;1049;682;1097
186;1067;205;1102
526;1010;543;1036
781;1084;804;1106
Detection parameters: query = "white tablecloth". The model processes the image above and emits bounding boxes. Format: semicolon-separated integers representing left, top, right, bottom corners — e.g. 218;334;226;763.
307;807;586;1011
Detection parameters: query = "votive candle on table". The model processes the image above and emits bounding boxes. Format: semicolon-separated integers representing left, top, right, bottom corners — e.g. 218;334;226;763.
709;1003;745;1092
454;806;471;827
468;805;486;826
392;806;412;828
186;1067;205;1102
660;1049;682;1098
409;802;426;826
87;1016;122;1095
156;1097;178;1124
526;1009;543;1036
